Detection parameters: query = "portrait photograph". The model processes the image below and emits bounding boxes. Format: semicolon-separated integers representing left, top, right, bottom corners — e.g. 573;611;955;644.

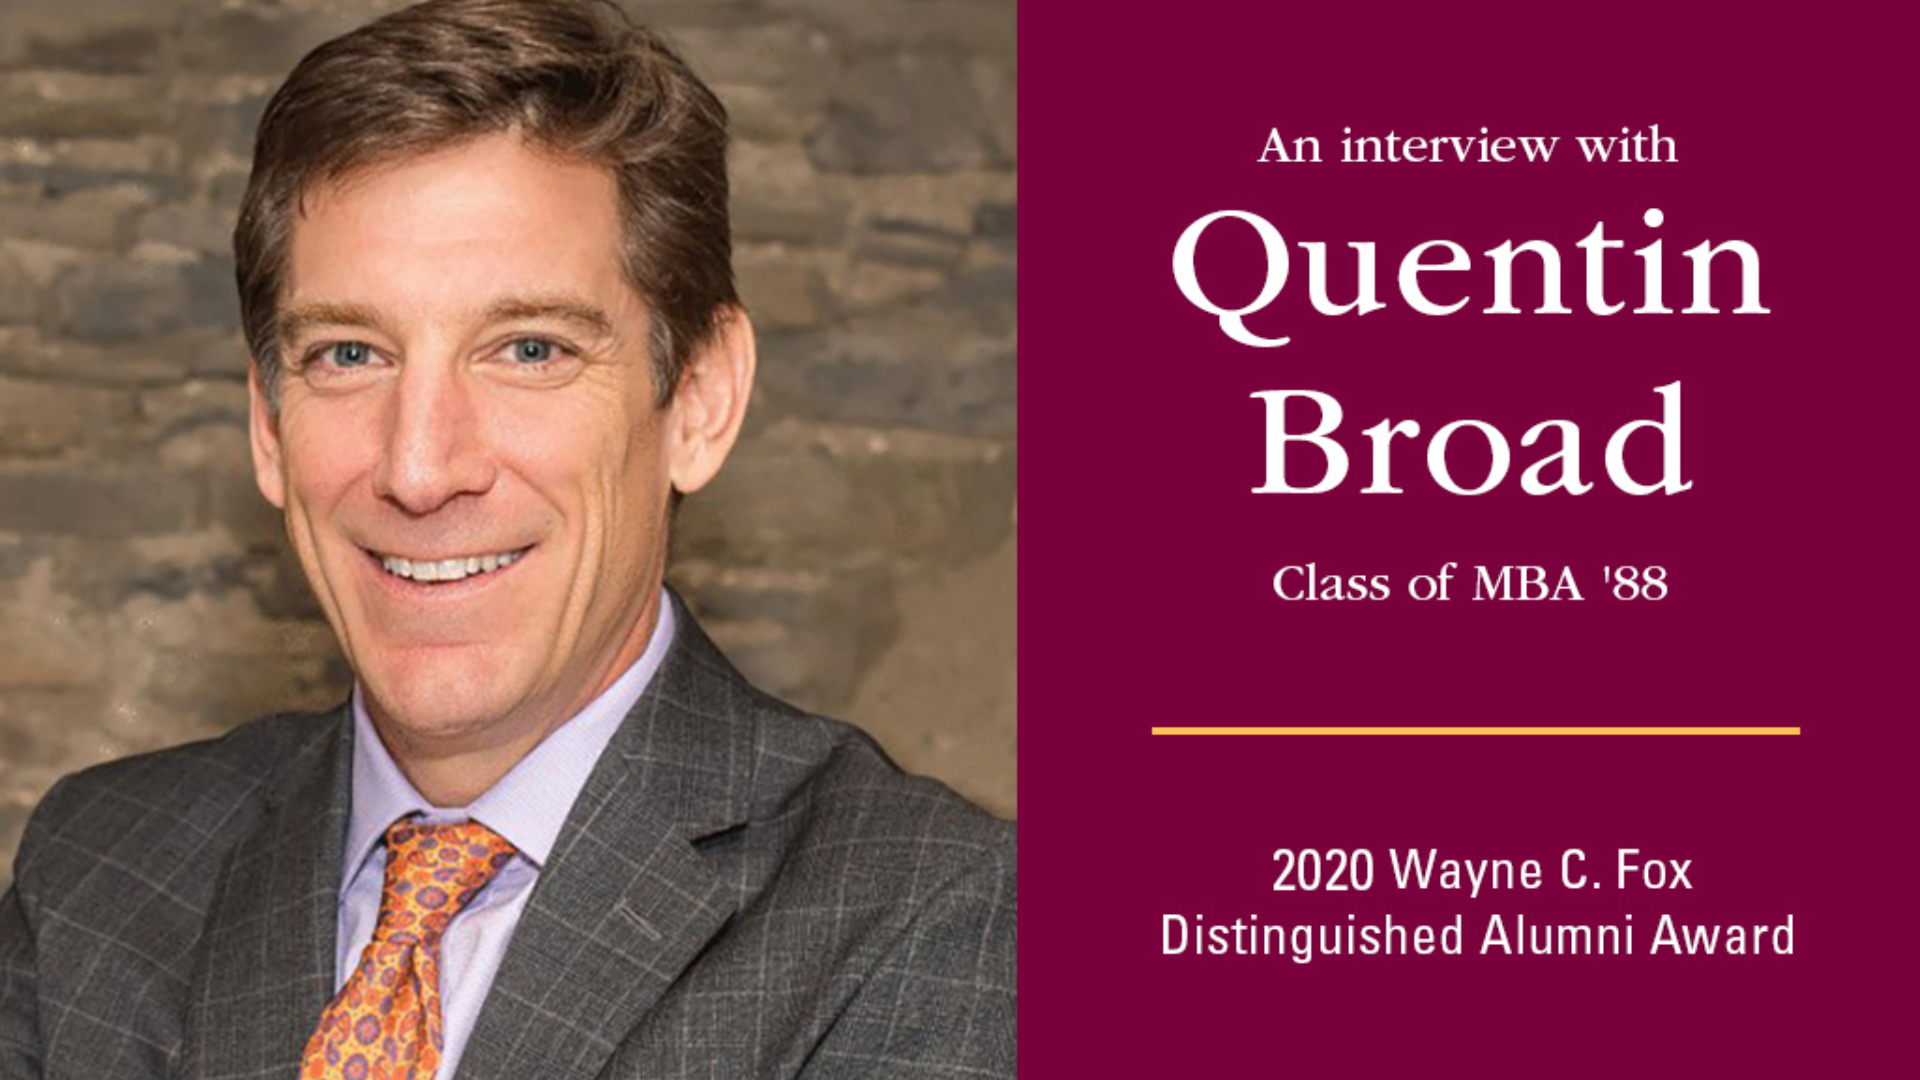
0;1;1015;1076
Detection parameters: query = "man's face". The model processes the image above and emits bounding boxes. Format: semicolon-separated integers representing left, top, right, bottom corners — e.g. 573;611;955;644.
250;134;710;754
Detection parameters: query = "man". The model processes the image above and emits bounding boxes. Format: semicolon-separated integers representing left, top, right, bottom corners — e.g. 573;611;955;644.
0;2;1015;1078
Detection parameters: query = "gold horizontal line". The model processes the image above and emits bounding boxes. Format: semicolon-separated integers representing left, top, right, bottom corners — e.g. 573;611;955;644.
1151;727;1801;736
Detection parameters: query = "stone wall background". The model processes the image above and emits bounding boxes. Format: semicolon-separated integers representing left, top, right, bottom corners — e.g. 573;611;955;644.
0;0;1017;885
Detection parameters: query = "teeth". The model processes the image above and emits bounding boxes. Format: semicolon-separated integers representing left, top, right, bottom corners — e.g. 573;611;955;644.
380;550;521;583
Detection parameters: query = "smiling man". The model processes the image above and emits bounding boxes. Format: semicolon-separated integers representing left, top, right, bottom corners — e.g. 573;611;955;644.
257;136;714;811
0;3;1014;1079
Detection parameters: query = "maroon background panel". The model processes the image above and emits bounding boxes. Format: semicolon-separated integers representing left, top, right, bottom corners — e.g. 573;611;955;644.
1020;2;1913;1074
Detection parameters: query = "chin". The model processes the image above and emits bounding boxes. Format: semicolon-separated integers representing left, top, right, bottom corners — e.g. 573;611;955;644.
360;652;528;746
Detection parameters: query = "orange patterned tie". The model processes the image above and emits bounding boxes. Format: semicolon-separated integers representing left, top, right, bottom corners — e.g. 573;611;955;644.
300;819;517;1080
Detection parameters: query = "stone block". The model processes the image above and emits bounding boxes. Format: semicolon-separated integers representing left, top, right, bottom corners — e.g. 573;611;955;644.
45;256;240;349
0;326;218;387
0;688;113;780
757;271;1017;437
208;169;251;209
179;96;273;163
0;241;88;290
0;136;185;198
0;0;201;73
240;543;327;622
808;53;1012;176
764;0;1015;56
778;343;1015;438
185;255;242;334
669;564;836;625
117;587;336;658
177;9;366;77
672;427;873;566
669;561;899;714
157;424;249;472
818;260;946;314
735;249;823;329
714;82;823;145
175;330;252;380
0;249;40;323
141;378;254;476
670;19;835;92
823;171;1017;236
0;466;201;537
0;557;106;688
14;26;168;75
854;217;969;272
0;375;135;456
676;420;1014;569
0;536;53;581
974;200;1015;249
0;73;173;139
971;55;1016;165
0;184;152;250
940;264;1016;331
697;616;803;698
139;377;250;434
137;202;239;256
848;535;1015;817
837;434;1015;564
95;585;346;732
50;527;255;610
206;467;285;548
51;260;192;341
732;141;842;244
146;638;347;722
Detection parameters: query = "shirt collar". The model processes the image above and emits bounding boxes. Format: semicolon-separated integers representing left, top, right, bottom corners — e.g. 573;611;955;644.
340;592;676;889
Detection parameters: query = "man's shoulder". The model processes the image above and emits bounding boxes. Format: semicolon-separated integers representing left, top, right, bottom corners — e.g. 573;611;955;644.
736;689;1014;915
654;595;1013;880
13;709;340;887
706;695;1016;1076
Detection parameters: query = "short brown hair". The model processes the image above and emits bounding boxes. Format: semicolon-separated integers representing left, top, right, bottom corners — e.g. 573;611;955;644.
235;0;737;407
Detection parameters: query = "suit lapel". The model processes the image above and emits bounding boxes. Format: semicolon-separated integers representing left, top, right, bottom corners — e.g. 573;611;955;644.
458;600;756;1080
183;709;351;1080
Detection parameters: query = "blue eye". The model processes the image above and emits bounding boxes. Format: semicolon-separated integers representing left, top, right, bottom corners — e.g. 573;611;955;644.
509;339;555;364
328;342;373;368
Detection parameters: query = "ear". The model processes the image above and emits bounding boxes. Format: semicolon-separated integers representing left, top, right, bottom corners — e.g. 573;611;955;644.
666;307;756;495
248;364;288;510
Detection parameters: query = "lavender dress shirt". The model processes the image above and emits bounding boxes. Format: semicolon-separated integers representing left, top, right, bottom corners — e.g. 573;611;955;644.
333;595;675;1079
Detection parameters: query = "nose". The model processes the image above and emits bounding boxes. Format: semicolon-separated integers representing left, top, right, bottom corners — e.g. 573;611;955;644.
371;361;497;514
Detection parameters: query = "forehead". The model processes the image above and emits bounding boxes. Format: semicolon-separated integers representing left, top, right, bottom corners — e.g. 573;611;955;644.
285;135;629;315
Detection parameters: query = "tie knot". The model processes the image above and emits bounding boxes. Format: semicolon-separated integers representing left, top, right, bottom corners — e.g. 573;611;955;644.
374;819;517;947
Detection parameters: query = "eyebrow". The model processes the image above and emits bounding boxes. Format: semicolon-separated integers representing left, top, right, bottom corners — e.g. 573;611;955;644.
276;301;392;348
482;295;617;339
275;295;619;349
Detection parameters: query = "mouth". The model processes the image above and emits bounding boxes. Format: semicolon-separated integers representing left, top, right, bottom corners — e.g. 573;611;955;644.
366;546;532;585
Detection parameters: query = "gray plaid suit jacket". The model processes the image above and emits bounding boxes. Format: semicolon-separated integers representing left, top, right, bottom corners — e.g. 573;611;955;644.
0;598;1015;1079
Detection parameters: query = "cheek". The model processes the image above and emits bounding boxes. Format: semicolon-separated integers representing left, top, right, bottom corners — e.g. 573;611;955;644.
494;396;665;510
277;405;376;509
